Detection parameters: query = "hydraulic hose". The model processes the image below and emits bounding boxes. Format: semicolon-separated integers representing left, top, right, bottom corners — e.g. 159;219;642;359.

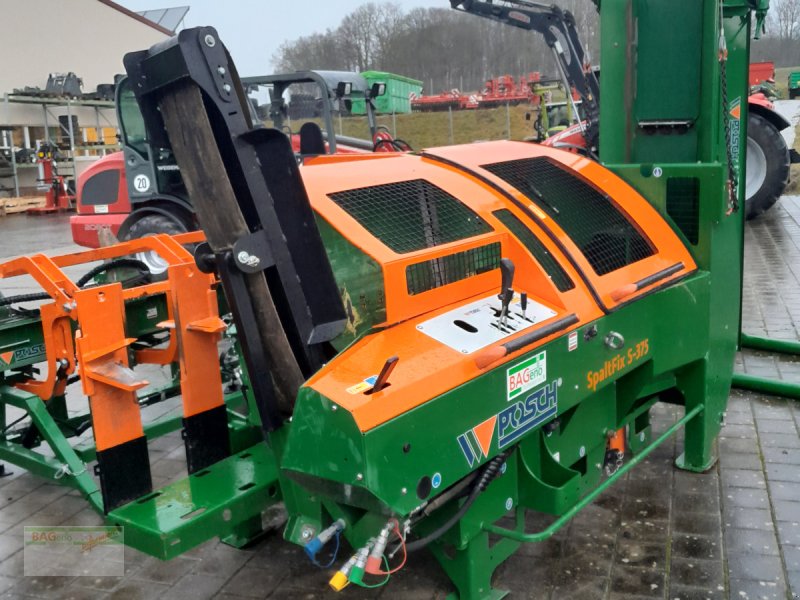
0;258;150;308
75;258;150;287
404;452;507;553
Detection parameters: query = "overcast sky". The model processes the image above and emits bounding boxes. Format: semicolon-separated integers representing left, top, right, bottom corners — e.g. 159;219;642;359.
118;0;444;76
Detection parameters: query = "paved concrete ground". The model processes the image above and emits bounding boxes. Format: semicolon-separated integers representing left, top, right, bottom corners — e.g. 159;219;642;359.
0;197;798;599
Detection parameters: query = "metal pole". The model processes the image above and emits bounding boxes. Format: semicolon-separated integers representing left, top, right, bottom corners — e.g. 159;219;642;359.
483;404;704;543
740;333;800;355
551;46;584;132
338;112;343;136
43;103;50;143
506;102;511;140
5;93;19;197
732;373;800;400
392;110;397;138
95;106;103;156
67;100;76;179
448;106;454;145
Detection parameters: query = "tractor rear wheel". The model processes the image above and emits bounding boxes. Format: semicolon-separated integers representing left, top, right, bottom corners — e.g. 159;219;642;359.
745;113;790;220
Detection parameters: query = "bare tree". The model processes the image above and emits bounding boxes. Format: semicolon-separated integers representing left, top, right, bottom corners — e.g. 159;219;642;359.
769;0;800;40
271;1;601;91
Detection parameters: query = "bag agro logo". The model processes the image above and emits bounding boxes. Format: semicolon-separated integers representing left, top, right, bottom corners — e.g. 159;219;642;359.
506;351;546;402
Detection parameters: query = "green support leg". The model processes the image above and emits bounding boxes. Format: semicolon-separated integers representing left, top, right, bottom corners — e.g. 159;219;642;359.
430;509;524;600
431;532;515;600
676;362;720;473
222;514;265;548
0;386;102;511
627;409;652;455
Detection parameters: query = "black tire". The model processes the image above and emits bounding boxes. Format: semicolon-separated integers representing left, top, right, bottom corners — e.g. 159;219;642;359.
790;89;798;100
122;213;189;278
745;113;790;220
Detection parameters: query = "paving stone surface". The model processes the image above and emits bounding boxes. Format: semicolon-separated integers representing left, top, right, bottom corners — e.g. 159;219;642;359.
0;196;799;598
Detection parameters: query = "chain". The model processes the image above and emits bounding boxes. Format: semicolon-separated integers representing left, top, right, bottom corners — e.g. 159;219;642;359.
719;5;739;215
54;463;86;479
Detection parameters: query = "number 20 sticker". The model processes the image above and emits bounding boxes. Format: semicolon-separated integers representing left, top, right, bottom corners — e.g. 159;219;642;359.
133;174;151;193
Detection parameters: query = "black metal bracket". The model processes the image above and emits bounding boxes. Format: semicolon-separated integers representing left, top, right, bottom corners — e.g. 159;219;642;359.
124;27;348;430
232;230;274;273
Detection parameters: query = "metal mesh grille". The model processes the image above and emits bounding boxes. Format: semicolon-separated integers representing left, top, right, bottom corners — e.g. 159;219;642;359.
406;242;501;295
666;177;699;245
329;179;492;254
493;209;575;292
482;157;655;276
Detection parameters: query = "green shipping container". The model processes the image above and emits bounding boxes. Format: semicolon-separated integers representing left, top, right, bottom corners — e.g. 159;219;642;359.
350;71;423;115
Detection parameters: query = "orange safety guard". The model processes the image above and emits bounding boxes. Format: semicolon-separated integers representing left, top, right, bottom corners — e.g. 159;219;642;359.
423;141;697;310
302;152;610;431
302;152;599;328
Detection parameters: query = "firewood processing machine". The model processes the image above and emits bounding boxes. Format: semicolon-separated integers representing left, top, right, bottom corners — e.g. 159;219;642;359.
0;1;772;597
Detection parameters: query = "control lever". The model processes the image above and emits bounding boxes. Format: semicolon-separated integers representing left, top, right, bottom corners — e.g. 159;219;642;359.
520;292;528;320
370;356;398;394
498;258;515;328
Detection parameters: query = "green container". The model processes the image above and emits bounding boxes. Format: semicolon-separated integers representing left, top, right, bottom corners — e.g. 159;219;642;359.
350;71;423;115
788;71;800;98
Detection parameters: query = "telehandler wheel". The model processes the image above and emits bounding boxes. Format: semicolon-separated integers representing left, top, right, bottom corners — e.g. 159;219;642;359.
123;213;189;278
745;113;790;220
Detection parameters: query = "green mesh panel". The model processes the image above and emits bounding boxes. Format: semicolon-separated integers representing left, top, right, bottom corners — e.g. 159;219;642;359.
328;179;492;254
406;242;501;295
482;157;655;276
666;177;700;245
493;209;575;292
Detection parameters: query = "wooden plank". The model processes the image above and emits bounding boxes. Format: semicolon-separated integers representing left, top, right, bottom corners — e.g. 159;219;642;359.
158;81;303;414
0;196;46;216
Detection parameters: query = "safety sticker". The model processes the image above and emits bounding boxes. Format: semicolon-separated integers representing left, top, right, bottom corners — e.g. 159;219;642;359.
0;351;12;367
568;331;578;352
346;375;378;395
507;351;546;401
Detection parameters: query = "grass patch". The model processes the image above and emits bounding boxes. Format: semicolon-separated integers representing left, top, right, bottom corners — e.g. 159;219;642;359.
325;104;542;150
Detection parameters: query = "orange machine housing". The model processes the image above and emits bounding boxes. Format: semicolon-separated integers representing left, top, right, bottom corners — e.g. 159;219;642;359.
298;141;696;432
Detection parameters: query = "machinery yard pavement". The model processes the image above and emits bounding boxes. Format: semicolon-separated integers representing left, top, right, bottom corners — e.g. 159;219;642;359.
0;198;798;598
